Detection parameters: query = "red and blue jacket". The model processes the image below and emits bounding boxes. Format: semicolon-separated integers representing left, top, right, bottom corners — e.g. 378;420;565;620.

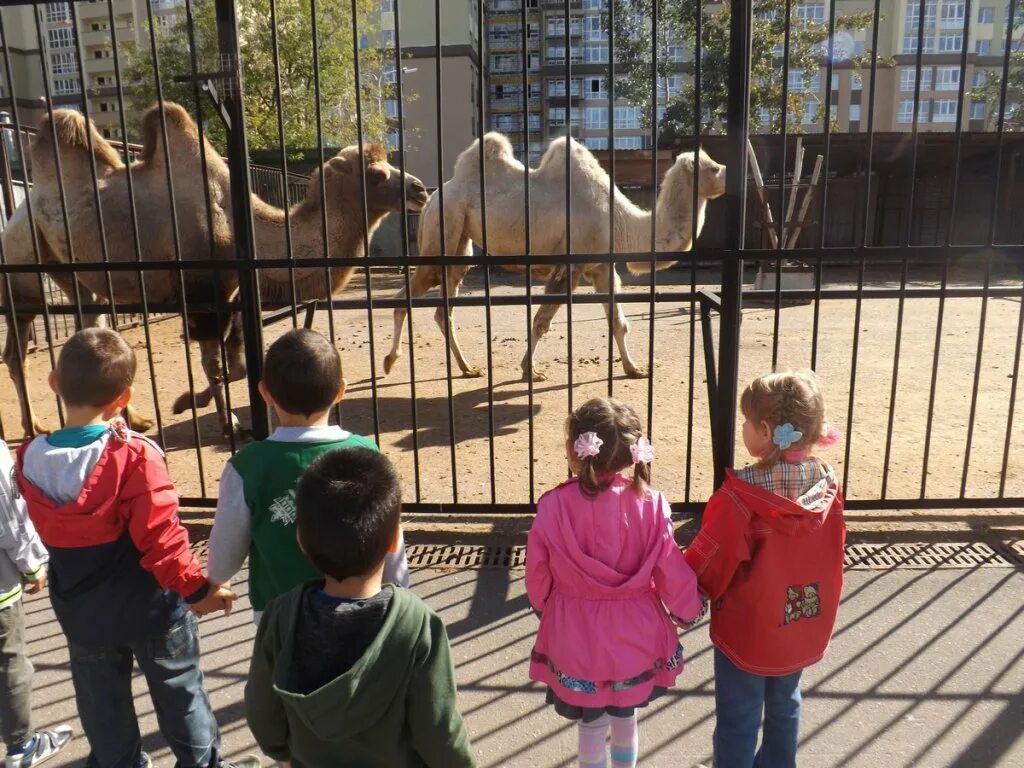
15;428;208;646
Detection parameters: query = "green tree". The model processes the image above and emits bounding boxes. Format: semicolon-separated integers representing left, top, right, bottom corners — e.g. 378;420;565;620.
970;14;1023;131
122;0;396;153
605;0;875;137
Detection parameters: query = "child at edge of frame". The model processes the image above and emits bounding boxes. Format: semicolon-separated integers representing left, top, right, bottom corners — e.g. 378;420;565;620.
206;327;410;626
244;447;476;768
684;369;847;768
14;327;258;768
525;396;707;768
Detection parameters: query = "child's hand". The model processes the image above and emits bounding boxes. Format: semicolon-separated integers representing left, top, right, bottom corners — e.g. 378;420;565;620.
24;573;47;594
191;584;237;617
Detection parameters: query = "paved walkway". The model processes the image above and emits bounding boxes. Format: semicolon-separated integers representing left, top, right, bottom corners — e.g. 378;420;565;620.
20;562;1024;767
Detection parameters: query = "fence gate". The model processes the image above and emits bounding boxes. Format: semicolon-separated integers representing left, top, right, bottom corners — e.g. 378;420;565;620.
0;0;1022;516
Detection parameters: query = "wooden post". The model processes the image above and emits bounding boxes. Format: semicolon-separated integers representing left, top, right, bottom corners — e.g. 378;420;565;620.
784;136;804;245
786;154;824;249
746;138;778;248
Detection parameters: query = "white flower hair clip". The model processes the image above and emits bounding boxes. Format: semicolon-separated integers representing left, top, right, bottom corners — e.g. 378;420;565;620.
773;422;804;450
573;431;603;459
630;436;655;464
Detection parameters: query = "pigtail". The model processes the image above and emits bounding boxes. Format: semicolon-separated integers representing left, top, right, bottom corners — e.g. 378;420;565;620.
632;460;651;496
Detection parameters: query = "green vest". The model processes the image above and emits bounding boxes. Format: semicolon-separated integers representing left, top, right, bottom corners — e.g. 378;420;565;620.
229;434;377;610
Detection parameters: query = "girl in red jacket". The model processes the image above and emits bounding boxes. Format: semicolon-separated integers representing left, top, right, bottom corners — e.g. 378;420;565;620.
684;370;846;768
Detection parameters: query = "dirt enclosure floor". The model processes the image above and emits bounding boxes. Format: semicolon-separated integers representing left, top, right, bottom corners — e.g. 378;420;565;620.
2;263;1023;515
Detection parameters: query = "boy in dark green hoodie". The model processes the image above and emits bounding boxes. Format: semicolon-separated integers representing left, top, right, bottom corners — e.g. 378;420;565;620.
244;448;475;768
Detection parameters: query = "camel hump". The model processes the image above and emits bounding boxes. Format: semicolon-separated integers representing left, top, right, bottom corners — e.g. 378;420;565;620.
32;108;122;173
140;102;200;163
481;132;514;160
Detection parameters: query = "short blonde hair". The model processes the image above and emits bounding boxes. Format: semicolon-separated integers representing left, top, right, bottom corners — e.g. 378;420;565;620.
740;369;827;468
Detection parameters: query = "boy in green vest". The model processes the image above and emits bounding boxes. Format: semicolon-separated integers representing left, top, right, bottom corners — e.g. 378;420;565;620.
245;448;475;767
207;329;409;623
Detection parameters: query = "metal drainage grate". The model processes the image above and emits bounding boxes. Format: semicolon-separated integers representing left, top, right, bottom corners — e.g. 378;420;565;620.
843;542;1022;570
406;544;526;569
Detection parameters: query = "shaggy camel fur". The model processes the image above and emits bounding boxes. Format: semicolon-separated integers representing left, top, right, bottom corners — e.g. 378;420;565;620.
383;132;726;381
1;103;428;437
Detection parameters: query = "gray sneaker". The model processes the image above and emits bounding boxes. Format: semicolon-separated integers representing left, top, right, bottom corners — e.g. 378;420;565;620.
4;726;73;768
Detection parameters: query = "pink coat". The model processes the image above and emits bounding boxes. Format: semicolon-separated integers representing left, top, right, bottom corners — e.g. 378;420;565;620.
526;475;703;708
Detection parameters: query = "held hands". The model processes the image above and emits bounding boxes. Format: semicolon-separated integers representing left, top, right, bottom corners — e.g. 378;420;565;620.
24;573;47;594
191;584;238;617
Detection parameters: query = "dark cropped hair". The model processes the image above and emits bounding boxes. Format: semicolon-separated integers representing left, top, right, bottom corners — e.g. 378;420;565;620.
295;448;402;581
262;329;342;417
56;327;137;407
566;397;650;498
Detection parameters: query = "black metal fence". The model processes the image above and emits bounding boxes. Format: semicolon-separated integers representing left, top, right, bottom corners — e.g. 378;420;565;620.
0;0;1022;515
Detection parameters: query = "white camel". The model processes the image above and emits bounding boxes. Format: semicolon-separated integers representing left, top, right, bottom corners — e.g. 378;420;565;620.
382;132;726;381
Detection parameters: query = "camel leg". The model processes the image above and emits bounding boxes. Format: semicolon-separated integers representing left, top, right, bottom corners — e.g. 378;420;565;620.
383;265;441;376
197;337;244;438
173;314;246;429
3;310;45;437
433;263;481;378
520;266;584;382
590;266;647;379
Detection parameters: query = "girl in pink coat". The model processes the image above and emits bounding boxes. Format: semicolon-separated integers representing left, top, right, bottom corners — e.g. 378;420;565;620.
526;397;705;768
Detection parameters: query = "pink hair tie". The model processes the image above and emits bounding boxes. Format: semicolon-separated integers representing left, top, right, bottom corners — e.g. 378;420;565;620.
574;431;603;459
817;423;842;448
630;436;655;464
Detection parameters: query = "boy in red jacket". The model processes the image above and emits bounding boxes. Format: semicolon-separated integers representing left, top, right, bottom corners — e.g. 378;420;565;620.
685;370;846;768
15;328;257;768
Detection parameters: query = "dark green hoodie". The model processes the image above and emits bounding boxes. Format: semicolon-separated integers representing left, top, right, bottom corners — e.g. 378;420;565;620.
245;585;476;768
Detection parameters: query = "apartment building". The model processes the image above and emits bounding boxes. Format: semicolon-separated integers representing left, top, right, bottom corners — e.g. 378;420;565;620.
0;1;183;140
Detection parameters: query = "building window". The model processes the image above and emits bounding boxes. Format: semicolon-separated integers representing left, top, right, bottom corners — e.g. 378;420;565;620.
47;27;75;48
938;32;963;51
941;1;966;27
45;3;70;23
901;66;934;90
905;0;938;29
973;70;988;86
978;6;995;21
547;45;565;64
548;107;565;127
936;65;960;90
583;0;607;9
802;100;817;124
902;35;936;53
796;3;826;25
50;52;77;75
584;136;609;150
849;104;862;121
584;15;604;42
666;45;684;62
852;72;863;90
614;106;642;129
614;135;642;150
585;76;606;99
975;39;992;54
51;77;79;95
666;74;683;98
970;101;986;119
933;99;959;121
584;45;608;63
831;72;839;91
585;106;608;129
897;98;931;123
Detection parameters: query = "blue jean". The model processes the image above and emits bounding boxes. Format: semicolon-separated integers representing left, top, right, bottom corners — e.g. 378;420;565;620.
713;648;803;768
68;612;222;768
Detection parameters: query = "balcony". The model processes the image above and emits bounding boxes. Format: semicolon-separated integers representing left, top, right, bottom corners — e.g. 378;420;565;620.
80;26;134;48
84;56;116;75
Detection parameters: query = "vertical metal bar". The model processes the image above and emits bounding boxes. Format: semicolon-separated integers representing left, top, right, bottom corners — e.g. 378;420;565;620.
268;0;298;326
685;0;703;501
646;1;658;440
842;0;883;497
215;0;268;439
0;13;65;429
812;0;839;370
183;0;238;457
771;0;794;370
714;0;751;486
0;132;15;221
564;0;574;416
393;0;421;503
607;0;616;396
434;0;458;502
32;9;85;331
880;0;928;499
921;0;972;495
476;0;496;503
961;0;1017;496
999;279;1024;497
348;0;381;447
521;0;534;505
106;0;166;448
147;0;208;486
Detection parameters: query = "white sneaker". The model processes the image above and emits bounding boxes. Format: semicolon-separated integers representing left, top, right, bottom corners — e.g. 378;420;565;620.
4;726;73;768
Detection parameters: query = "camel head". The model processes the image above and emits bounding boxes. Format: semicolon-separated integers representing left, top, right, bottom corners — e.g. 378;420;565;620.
31;108;123;185
681;148;727;200
315;144;429;217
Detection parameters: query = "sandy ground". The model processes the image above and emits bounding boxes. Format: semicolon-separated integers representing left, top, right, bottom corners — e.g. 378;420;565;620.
2;262;1022;510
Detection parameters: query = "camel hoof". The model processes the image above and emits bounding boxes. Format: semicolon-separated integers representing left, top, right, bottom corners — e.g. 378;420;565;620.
461;367;484;379
171;392;194;415
625;367;649;380
522;369;547;383
128;413;156;433
383;354;399;375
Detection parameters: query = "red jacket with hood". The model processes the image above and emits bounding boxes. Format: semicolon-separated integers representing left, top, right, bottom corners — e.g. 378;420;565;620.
684;465;845;676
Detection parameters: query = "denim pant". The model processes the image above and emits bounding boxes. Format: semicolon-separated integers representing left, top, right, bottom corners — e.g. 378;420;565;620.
68;612;222;768
0;601;33;752
713;648;803;768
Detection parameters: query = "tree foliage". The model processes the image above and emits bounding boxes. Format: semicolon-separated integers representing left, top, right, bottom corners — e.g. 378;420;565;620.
606;0;875;137
122;0;395;153
970;15;1023;131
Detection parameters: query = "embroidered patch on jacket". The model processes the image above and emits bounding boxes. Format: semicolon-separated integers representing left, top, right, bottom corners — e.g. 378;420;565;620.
783;583;821;624
268;490;297;526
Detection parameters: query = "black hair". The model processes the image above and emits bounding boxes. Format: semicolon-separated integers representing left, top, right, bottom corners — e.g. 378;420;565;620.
263;329;342;417
295;447;402;581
